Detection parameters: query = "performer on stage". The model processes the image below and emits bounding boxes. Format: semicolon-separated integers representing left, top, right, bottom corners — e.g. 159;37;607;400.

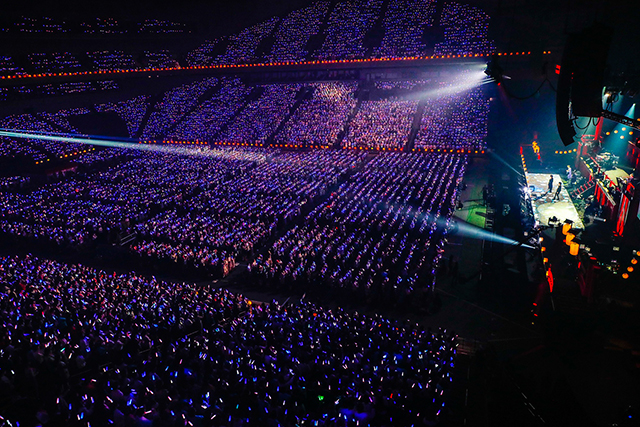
552;181;562;201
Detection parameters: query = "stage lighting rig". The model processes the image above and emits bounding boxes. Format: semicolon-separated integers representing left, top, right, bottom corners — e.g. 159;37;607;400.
604;88;621;105
600;110;640;131
484;55;503;84
604;69;640;98
484;55;510;84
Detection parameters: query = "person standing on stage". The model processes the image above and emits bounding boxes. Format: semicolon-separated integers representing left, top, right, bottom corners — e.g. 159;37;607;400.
552;181;562;201
548;175;554;194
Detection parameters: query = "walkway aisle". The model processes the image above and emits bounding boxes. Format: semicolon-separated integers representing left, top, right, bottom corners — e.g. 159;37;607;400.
440;156;490;301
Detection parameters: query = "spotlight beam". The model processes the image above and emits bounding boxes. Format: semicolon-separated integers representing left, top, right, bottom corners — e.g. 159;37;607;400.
487;149;525;178
410;70;489;100
362;199;531;249
0;128;173;152
3;127;146;144
450;217;535;249
0;129;267;162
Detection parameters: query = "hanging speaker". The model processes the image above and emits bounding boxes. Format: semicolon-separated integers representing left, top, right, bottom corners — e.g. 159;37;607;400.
556;23;613;145
569;23;613;117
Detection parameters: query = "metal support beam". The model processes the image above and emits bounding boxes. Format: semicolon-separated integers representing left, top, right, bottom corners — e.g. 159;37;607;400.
601;109;640;130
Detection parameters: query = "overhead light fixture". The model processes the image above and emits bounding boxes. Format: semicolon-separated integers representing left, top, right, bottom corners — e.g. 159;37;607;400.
484;54;510;84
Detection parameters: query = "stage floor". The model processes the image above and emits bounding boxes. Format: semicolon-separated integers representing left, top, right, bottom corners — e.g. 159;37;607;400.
605;167;629;183
525;173;585;229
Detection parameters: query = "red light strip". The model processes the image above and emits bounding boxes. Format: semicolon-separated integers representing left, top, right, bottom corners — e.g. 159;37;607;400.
0;51;544;81
136;139;486;154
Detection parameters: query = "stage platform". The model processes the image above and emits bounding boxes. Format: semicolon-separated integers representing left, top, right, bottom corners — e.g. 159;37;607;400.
605;167;629;183
525;173;585;229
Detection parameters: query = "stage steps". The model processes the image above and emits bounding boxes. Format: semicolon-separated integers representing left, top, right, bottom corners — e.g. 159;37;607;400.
570;179;595;199
160;82;222;139
136;93;163;139
457;337;482;356
362;0;390;57
213;86;264;141
267;86;314;145
484;207;495;231
334;98;362;148
303;1;336;60
405;100;426;150
119;232;137;247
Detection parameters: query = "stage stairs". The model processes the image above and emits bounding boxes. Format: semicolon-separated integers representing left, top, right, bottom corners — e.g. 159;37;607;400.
334;99;362;148
160;82;222;138
405;100;426;150
119;232;137;247
570;180;595;199
484;207;495;231
266;86;313;145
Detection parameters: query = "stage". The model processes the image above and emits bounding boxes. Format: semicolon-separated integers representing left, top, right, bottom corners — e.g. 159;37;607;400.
525;173;585;229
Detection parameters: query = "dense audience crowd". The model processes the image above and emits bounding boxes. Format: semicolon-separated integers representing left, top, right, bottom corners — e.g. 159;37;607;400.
186;0;494;63
0;0;497;95
185;38;225;67
142;77;218;139
143;50;180;69
0;175;30;190
434;2;495;55
343;100;417;150
0;6;504;425
315;0;383;60
0;254;457;427
1;145;367;277
265;1;329;63
0;114;83;160
87;50;138;71
70;147;130;166
1;0;496;84
135;210;273;253
131;240;238;278
215;18;280;65
170;78;251;142
0;56;25;76
372;0;436;59
1;72;488;158
14;16;70;33
138;19;189;34
28;52;82;73
0;150;245;248
1;81;118;102
81;18;127;35
374;80;431;91
275;82;357;148
0;134;46;161
4;16;191;35
250;153;465;306
221;84;302;144
131;149;363;275
38;108;89;134
414;87;488;151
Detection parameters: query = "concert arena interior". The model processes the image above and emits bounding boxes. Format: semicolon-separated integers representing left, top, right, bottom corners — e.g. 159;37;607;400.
0;0;638;426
